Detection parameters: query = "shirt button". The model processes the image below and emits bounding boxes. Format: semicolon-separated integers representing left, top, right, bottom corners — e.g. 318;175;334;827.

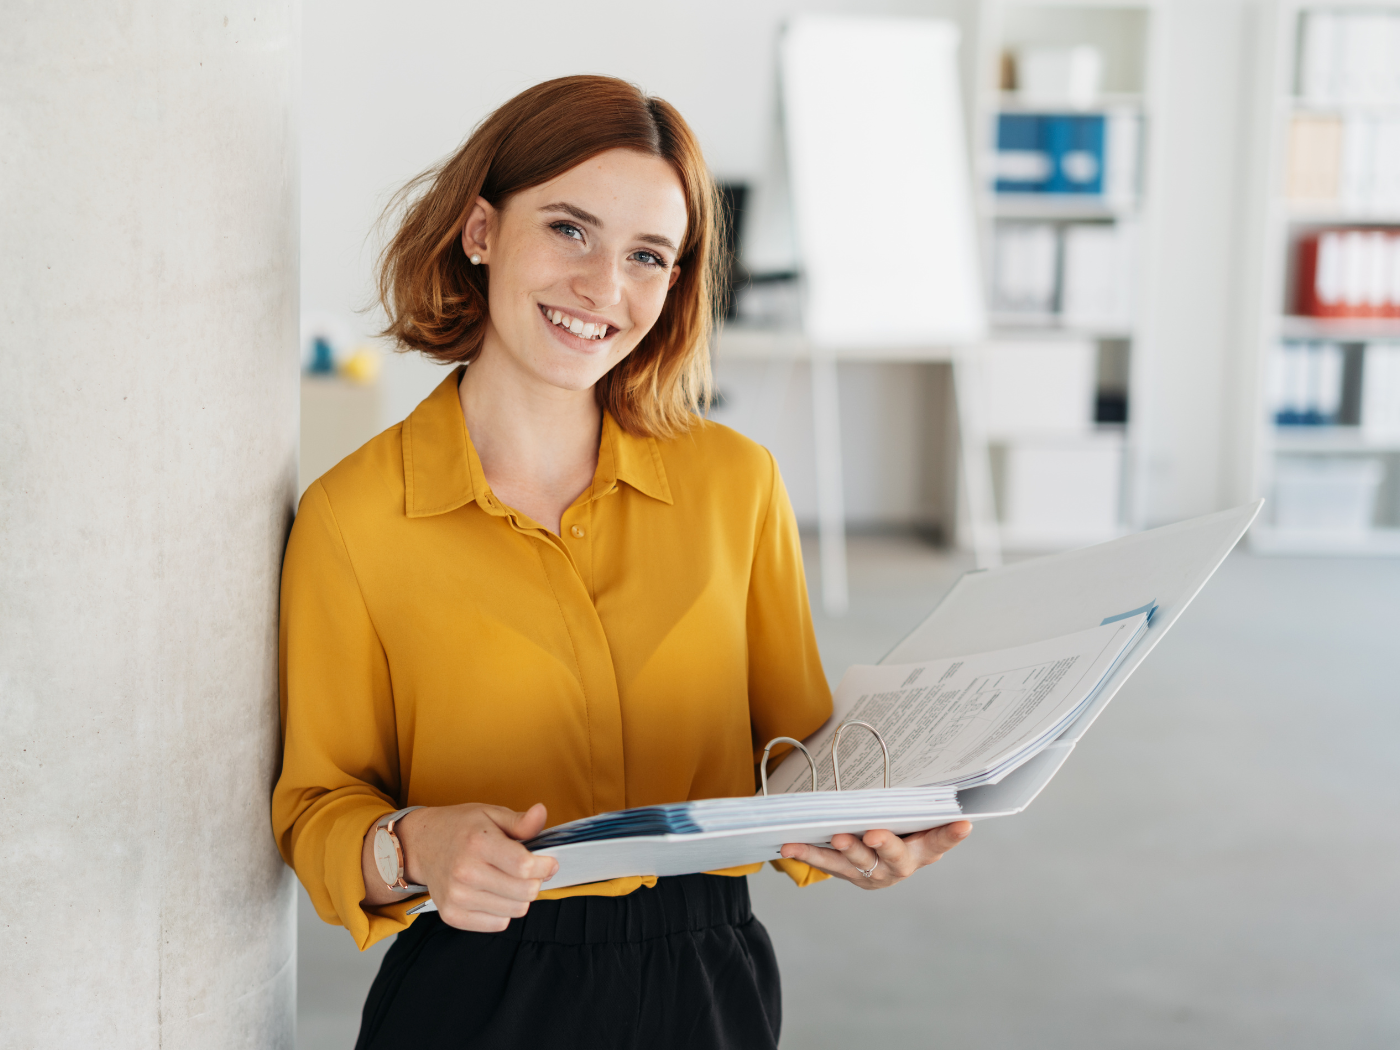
570;525;585;538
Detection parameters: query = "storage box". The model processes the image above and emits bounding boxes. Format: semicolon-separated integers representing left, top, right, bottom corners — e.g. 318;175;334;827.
1016;46;1103;109
981;340;1097;437
1273;456;1383;533
995;436;1123;549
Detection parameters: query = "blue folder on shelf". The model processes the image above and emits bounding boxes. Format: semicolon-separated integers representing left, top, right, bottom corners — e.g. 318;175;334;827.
995;113;1106;195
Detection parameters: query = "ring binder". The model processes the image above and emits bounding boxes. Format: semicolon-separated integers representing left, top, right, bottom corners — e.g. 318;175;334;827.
761;720;893;795
830;720;891;791
414;504;1253;900
760;736;817;796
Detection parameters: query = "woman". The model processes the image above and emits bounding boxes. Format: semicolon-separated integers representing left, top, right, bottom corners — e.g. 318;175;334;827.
273;75;971;1049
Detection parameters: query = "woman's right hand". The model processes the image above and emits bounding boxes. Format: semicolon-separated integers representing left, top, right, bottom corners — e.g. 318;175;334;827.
362;802;559;931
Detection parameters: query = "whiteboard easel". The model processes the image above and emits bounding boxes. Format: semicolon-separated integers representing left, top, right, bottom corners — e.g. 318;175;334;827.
769;14;998;614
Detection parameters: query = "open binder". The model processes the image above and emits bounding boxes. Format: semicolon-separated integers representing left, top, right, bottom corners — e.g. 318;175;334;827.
409;501;1262;910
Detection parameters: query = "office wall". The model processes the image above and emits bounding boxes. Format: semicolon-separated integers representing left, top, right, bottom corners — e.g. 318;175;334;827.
302;0;1257;528
2;2;299;1044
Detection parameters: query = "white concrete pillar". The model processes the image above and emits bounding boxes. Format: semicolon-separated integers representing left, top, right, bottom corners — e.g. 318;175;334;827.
1;3;299;1046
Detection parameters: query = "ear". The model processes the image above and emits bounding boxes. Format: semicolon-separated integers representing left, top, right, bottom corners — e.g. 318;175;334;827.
461;196;498;263
667;264;681;290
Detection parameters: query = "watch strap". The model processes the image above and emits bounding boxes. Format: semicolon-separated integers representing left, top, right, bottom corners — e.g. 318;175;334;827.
375;805;424;830
375;806;427;894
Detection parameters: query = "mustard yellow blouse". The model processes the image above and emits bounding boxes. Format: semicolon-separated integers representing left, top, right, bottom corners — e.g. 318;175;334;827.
273;369;833;950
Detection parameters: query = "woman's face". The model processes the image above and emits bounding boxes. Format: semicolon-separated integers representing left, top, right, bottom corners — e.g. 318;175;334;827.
463;148;688;394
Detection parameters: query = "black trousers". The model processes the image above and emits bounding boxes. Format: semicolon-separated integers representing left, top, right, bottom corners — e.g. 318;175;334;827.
355;874;782;1050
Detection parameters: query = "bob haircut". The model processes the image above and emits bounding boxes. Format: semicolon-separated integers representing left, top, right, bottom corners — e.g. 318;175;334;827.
376;75;721;438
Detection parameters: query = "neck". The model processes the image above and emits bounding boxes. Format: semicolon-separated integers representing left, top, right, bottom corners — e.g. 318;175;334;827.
457;335;602;536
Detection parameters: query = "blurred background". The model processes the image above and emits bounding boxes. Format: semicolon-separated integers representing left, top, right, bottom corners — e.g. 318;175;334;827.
296;1;1400;1047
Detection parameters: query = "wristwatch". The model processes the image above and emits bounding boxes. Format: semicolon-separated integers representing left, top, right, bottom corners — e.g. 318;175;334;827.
372;806;428;893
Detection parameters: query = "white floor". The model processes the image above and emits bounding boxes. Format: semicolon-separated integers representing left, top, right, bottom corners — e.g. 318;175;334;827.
296;536;1400;1048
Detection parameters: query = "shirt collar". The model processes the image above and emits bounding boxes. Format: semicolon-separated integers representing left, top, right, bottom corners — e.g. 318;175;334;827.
402;366;673;519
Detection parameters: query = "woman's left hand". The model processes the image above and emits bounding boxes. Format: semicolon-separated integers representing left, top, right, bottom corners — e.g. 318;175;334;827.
778;820;973;890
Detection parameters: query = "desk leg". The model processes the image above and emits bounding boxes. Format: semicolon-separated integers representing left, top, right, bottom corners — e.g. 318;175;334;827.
810;350;849;615
952;349;1002;570
757;353;796;453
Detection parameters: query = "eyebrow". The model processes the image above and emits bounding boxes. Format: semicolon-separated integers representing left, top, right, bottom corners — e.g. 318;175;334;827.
541;201;679;254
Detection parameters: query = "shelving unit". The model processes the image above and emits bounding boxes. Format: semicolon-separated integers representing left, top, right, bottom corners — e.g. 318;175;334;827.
966;0;1163;549
1235;1;1400;555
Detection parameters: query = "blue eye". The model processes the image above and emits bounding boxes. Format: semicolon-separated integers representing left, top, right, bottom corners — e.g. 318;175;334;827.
632;250;666;268
551;222;584;241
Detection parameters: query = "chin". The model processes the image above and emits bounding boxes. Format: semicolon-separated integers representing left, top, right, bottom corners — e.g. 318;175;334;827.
528;340;631;394
534;356;617;394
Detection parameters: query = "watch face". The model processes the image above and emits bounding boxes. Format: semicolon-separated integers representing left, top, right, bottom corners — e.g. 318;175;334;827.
373;828;400;886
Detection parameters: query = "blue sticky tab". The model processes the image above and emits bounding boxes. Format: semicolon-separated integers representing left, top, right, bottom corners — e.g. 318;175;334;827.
1102;601;1157;626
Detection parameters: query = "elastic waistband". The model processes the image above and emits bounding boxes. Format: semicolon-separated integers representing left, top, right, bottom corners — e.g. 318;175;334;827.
420;873;753;946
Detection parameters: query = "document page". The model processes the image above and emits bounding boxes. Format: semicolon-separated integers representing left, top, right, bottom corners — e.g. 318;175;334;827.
766;615;1148;794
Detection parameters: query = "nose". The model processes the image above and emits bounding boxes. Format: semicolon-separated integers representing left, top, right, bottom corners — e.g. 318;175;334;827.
571;248;623;311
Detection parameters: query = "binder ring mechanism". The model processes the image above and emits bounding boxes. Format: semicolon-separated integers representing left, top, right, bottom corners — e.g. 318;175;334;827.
760;720;892;796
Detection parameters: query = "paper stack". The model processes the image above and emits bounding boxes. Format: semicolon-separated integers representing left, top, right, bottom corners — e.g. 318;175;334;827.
503;615;1148;895
527;787;962;852
764;614;1149;796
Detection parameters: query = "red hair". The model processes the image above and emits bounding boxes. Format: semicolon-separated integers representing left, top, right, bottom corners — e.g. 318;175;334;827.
376;75;721;437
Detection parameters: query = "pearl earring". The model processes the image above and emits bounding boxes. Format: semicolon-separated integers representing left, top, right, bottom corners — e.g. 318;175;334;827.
469;253;482;265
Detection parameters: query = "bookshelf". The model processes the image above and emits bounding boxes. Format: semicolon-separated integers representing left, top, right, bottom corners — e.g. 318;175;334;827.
966;0;1163;549
1236;1;1400;556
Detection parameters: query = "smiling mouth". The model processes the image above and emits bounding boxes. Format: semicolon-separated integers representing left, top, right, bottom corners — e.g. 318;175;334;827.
540;304;613;341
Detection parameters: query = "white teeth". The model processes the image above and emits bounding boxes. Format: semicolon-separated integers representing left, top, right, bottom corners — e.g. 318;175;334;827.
543;306;606;338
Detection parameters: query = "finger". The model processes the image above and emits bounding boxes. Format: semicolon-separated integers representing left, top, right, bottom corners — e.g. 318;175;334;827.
439;906;516;933
860;829;915;877
904;820;973;864
836;836;884;875
493;802;549;842
779;841;876;882
441;883;535;921
463;911;512;933
489;803;559;880
448;854;543;902
471;828;558;882
833;831;907;879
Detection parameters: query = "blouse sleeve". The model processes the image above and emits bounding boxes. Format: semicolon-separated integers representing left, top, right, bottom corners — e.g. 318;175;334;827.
272;481;420;950
746;451;834;888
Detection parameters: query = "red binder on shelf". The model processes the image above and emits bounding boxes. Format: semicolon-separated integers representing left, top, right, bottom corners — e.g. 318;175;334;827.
1295;229;1400;319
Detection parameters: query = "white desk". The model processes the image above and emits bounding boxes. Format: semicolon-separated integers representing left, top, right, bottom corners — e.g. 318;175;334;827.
714;324;1002;615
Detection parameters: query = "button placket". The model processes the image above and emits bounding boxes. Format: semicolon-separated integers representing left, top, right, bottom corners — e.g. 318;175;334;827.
561;502;594;600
